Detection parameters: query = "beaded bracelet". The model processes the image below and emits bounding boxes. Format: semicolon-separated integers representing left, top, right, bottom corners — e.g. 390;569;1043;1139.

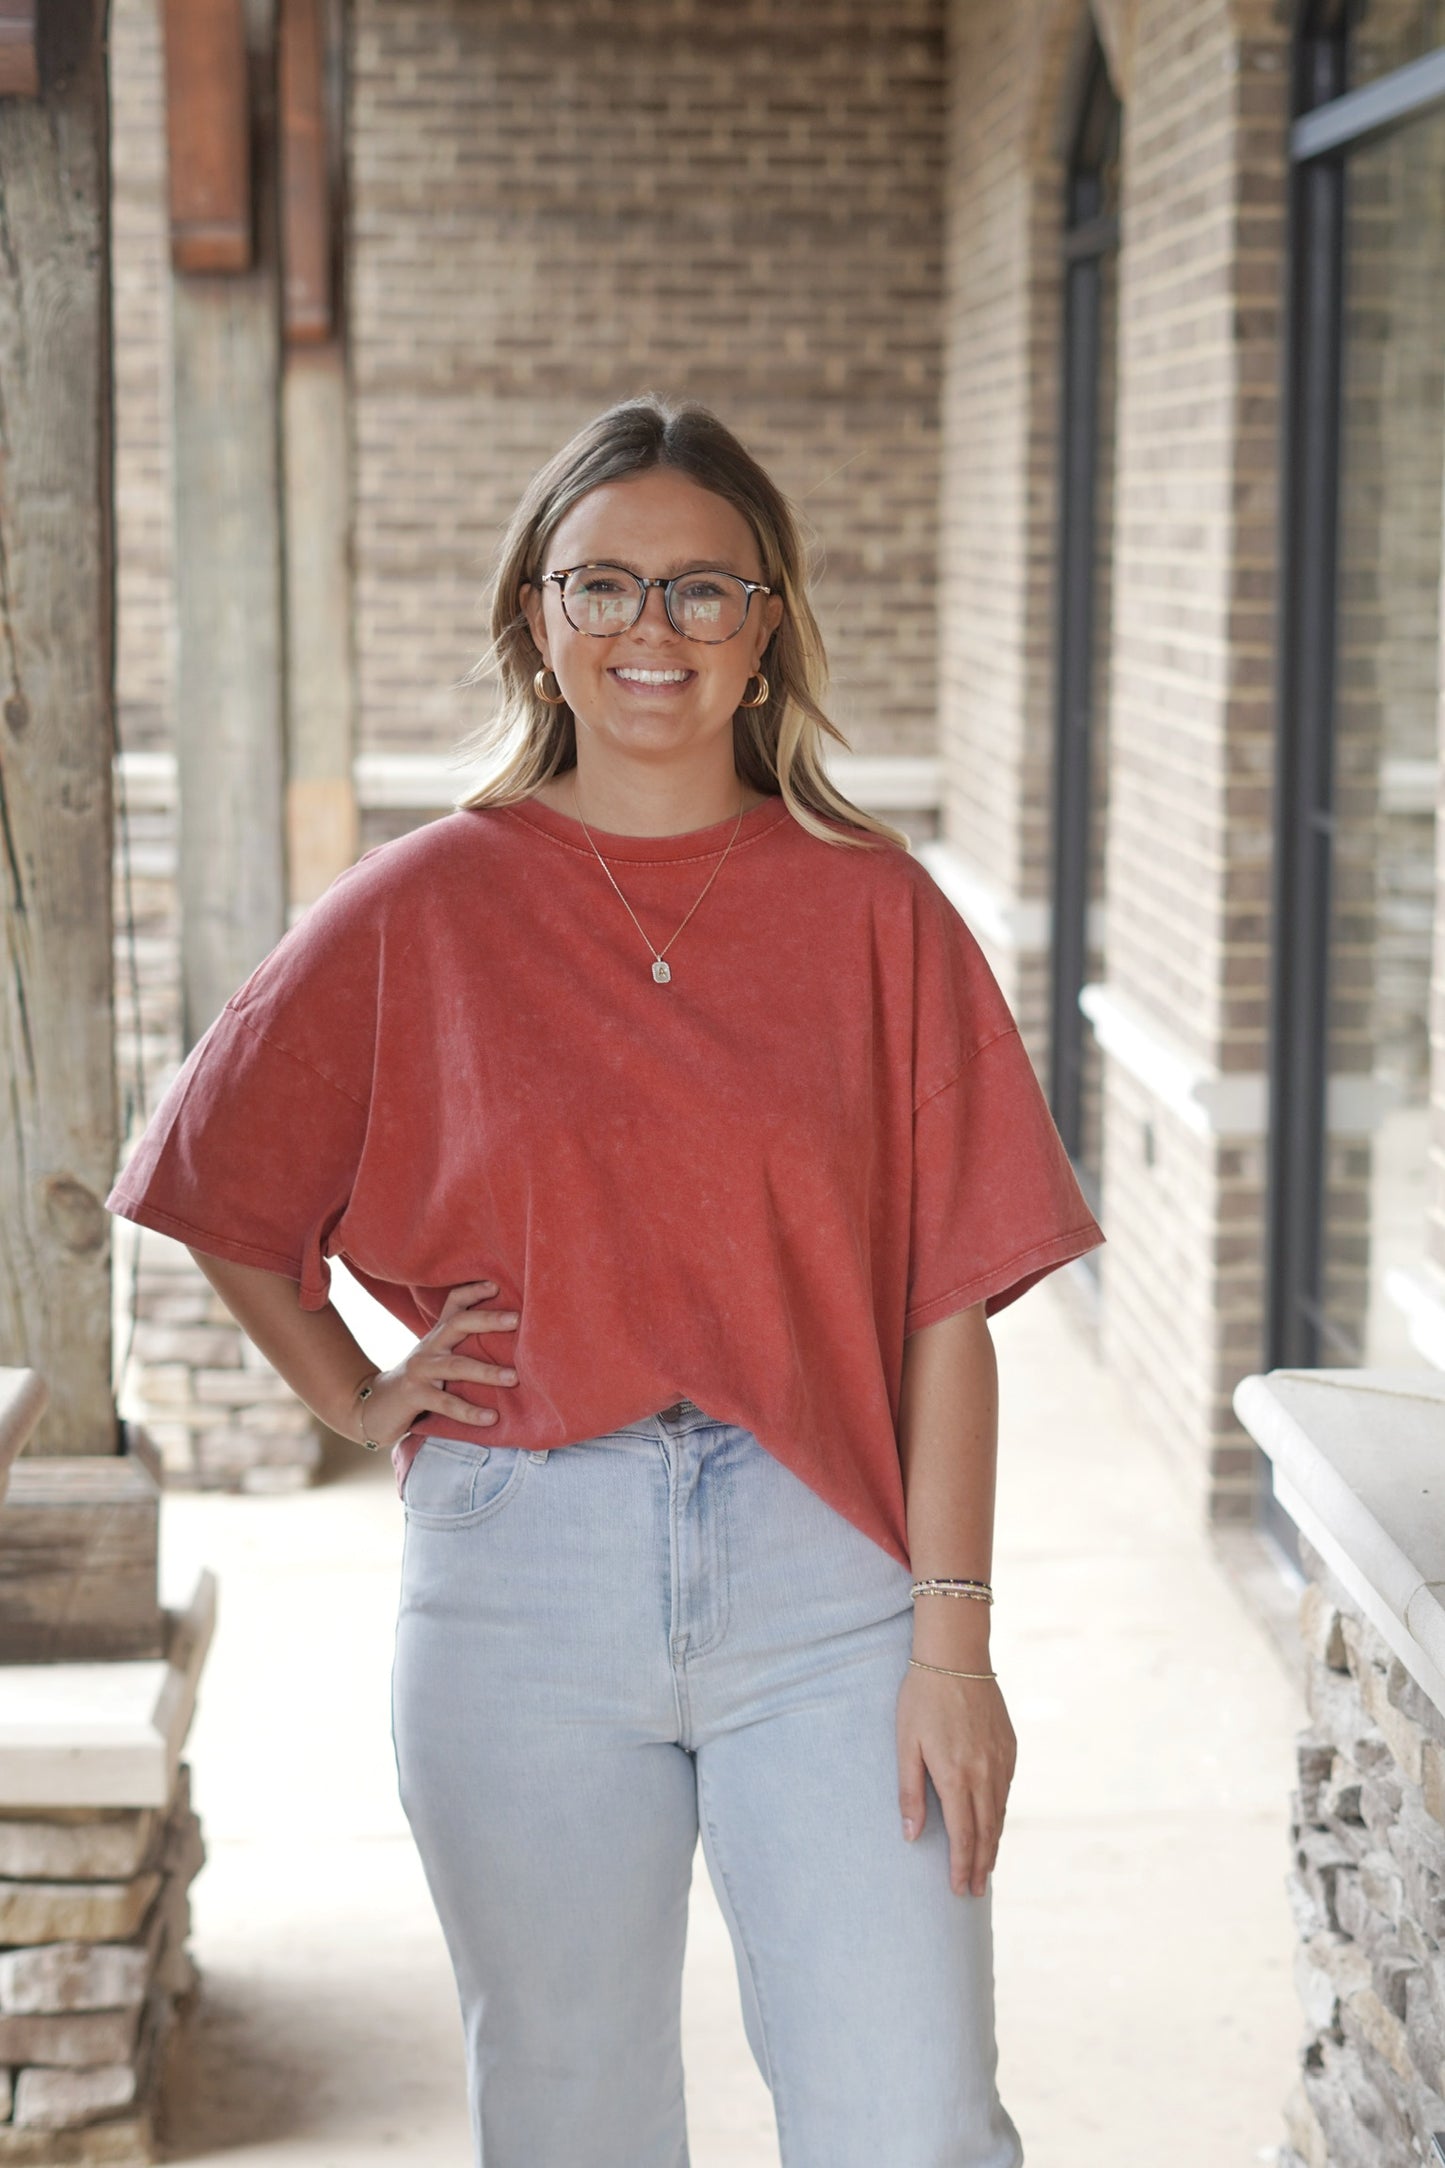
910;1576;993;1604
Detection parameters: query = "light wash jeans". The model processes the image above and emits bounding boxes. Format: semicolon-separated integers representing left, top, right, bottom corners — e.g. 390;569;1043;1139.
389;1397;1025;2168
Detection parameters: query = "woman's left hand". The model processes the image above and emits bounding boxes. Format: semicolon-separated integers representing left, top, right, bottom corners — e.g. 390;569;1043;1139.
896;1667;1017;1897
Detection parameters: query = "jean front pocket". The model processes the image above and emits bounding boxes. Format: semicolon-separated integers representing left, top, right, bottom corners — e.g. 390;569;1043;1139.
401;1435;531;1529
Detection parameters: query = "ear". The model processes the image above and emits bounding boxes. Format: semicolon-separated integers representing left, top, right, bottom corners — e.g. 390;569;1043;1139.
519;582;550;667
753;590;784;666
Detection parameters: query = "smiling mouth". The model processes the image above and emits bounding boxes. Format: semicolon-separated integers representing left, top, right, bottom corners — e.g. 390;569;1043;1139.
609;666;695;687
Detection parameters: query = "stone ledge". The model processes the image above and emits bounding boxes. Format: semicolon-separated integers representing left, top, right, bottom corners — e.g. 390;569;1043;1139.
1234;1369;1445;1716
0;1575;215;1811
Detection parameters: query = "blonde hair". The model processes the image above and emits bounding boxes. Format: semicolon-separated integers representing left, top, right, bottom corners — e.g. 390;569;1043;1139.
451;395;909;852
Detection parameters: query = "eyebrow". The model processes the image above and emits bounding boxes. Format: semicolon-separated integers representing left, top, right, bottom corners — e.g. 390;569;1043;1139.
570;558;752;579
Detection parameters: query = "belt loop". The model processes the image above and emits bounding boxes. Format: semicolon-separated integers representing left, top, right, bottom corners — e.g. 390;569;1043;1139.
528;1448;549;1464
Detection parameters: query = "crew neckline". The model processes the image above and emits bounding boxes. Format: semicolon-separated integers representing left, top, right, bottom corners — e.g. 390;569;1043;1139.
497;791;792;863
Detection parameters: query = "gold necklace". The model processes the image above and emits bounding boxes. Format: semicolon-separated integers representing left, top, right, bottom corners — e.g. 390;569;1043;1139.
570;777;748;984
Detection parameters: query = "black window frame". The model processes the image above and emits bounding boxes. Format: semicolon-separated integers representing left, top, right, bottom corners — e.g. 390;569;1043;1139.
1264;1;1445;1542
1047;30;1121;1227
1269;2;1445;1369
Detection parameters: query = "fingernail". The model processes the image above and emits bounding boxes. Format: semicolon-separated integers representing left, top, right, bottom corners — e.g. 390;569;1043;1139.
902;1819;917;1840
500;1369;517;1384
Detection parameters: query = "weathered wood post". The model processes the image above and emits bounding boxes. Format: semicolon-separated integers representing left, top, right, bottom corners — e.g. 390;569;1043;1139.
163;0;287;1041
0;0;120;1459
280;0;358;908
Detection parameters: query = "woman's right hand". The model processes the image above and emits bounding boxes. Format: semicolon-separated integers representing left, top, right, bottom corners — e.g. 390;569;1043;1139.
351;1280;520;1449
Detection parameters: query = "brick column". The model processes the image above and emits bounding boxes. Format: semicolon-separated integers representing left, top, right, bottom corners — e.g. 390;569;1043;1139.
1095;0;1289;1515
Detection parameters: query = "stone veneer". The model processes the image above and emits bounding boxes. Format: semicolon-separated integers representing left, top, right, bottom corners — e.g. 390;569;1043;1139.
1284;1534;1445;2168
0;1765;204;2162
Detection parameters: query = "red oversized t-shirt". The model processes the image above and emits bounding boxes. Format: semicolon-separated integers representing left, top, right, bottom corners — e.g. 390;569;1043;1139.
105;794;1104;1567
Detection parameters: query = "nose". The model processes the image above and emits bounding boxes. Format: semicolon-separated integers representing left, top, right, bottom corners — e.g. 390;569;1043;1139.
635;581;676;638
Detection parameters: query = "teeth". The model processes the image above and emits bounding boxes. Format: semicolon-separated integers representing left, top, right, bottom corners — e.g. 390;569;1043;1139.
614;668;690;684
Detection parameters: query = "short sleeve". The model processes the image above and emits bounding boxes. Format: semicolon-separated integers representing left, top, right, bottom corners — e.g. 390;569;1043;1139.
902;871;1104;1334
905;1027;1104;1332
105;863;380;1312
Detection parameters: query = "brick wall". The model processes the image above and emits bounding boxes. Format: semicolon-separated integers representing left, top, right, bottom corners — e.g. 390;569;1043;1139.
346;0;946;761
935;0;1084;1034
1092;0;1289;1514
936;0;1291;1512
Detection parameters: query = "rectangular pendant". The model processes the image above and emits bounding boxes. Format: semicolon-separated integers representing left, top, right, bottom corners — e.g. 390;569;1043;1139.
652;958;672;983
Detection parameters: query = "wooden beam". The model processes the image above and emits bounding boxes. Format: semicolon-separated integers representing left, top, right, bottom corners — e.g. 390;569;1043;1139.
0;1452;163;1661
172;0;287;1039
162;0;251;271
0;0;103;97
0;0;38;96
0;2;119;1455
279;0;331;340
284;343;356;904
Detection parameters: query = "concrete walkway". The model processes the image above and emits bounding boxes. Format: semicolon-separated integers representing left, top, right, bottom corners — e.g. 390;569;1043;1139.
151;1280;1305;2167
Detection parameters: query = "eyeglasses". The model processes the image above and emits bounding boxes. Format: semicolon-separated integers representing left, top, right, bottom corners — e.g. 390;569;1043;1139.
541;563;773;644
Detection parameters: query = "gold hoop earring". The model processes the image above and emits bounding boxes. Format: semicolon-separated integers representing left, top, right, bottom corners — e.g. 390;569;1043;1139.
739;673;769;711
533;667;566;706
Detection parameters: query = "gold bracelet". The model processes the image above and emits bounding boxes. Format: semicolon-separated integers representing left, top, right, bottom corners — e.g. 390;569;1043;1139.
354;1372;383;1451
909;1658;998;1680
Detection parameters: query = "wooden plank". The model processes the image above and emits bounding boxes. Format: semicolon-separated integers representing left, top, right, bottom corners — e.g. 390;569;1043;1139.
279;0;330;340
161;0;250;271
0;1457;161;1663
0;4;118;1457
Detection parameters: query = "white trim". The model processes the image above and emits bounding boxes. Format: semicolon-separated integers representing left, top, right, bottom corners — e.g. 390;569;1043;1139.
823;754;941;809
362;749;943;813
113;749;176;811
1381;756;1437;817
1080;980;1404;1140
1385;1266;1445;1373
912;841;1052;956
1234;1367;1445;1716
117;747;943;817
1079;982;1265;1138
354;752;477;808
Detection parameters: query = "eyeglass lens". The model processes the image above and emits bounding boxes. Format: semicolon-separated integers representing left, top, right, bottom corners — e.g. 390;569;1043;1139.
560;568;751;643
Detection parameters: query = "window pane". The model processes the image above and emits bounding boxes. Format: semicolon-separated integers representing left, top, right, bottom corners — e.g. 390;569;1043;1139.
1349;1;1445;90
1322;100;1445;1364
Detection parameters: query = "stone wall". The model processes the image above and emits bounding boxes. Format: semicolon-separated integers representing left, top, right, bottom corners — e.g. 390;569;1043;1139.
1284;1535;1445;2168
0;1764;203;2160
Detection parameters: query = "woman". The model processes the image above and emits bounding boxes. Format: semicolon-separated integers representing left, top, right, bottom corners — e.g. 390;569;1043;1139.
107;395;1103;2167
